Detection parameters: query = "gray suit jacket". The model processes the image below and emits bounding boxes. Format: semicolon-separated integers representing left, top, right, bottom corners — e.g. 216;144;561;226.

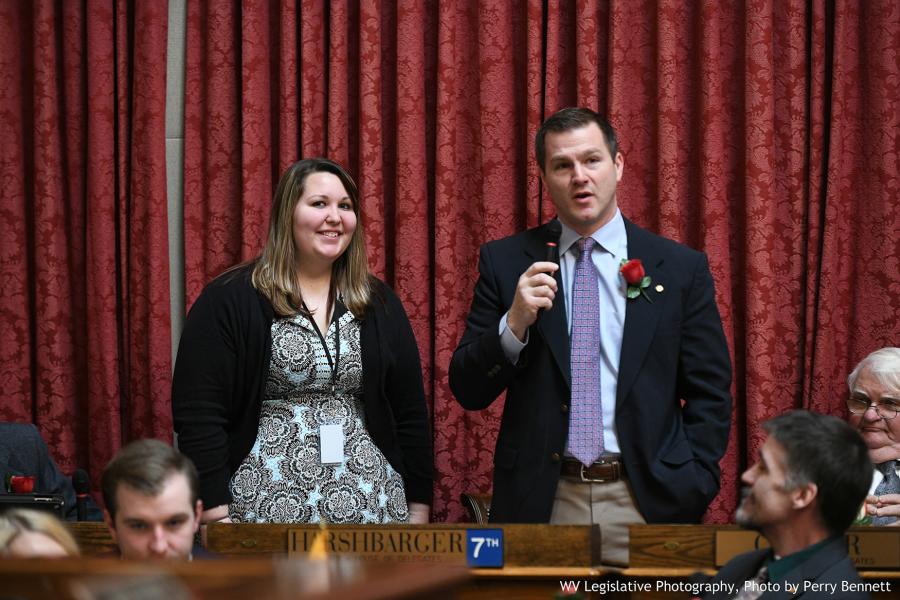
702;537;869;599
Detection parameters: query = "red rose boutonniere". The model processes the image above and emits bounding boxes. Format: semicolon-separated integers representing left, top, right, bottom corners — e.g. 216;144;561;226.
619;258;653;303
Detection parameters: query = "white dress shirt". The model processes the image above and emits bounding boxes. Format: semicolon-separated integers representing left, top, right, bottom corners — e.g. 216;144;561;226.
868;463;898;494
500;209;628;454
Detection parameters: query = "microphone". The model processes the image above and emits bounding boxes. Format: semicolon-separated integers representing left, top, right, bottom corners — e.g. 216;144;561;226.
544;219;562;265
534;220;563;324
73;469;91;522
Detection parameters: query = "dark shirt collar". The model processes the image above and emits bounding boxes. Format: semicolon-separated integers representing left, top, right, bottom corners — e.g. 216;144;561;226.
765;535;837;582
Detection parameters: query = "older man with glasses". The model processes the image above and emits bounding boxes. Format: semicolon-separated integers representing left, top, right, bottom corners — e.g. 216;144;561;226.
846;347;900;526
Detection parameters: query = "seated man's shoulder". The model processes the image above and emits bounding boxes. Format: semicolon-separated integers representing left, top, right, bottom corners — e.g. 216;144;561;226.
0;422;45;457
0;422;41;440
817;554;868;594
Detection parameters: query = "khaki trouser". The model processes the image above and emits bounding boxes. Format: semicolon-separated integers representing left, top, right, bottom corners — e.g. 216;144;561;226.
549;476;646;567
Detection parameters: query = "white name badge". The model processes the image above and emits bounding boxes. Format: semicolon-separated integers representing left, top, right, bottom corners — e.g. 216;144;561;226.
319;424;345;465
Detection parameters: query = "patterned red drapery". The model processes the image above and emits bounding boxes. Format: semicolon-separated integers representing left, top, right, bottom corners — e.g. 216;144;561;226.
181;0;899;523
1;1;896;524
0;0;172;490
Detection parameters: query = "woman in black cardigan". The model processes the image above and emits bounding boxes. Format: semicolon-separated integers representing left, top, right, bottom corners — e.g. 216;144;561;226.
172;158;432;525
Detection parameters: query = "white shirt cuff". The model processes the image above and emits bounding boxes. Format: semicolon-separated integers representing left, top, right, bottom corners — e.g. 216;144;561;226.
499;312;528;364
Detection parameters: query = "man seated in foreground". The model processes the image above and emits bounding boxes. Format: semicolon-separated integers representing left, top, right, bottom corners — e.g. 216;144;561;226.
101;439;203;560
702;411;872;599
846;347;900;525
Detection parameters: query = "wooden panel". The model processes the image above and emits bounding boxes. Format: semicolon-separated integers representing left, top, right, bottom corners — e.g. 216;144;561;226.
714;530;768;566
70;522;600;567
68;522;117;555
628;524;722;568
207;523;602;566
631;524;900;572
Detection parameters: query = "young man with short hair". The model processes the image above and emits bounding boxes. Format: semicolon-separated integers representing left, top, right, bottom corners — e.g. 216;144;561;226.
101;439;203;560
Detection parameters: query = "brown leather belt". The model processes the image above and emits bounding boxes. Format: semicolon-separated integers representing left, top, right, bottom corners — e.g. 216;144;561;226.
560;457;624;483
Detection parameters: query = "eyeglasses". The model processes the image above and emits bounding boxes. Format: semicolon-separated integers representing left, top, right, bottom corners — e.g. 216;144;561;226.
847;396;900;420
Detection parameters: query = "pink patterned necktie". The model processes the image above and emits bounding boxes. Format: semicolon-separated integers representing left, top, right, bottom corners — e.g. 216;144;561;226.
567;237;604;466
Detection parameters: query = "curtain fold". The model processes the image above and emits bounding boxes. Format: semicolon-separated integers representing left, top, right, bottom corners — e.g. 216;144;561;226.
181;0;898;522
808;0;900;410
0;0;171;491
5;0;892;523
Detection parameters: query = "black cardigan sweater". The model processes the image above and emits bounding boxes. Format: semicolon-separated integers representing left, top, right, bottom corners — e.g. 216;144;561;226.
172;265;433;509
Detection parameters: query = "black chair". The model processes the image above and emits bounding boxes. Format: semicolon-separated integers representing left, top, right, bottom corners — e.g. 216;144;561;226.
460;492;491;524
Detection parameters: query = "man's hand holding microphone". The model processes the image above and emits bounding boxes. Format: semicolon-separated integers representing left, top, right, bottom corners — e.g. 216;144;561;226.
507;221;562;342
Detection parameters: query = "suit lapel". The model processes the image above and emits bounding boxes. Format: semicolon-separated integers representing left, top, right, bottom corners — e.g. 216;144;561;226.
773;537;849;599
617;220;666;406
525;224;571;389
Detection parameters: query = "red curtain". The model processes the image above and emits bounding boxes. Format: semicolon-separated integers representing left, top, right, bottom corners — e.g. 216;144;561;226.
0;0;171;490
182;0;899;522
3;0;895;525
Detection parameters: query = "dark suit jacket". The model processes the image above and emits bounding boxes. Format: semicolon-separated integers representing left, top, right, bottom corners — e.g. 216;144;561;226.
0;423;102;521
701;537;869;599
449;218;732;523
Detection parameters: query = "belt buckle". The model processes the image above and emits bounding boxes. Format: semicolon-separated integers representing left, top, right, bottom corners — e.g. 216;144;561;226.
579;460;614;483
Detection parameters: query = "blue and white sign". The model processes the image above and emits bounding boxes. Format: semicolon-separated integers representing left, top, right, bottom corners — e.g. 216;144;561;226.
466;528;504;567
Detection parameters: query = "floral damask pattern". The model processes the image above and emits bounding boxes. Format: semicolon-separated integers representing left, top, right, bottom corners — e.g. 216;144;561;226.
2;0;896;525
179;0;899;524
229;311;408;524
0;0;171;493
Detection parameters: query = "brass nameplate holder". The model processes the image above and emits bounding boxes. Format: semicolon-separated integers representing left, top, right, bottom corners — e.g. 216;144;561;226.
288;528;467;564
715;530;900;568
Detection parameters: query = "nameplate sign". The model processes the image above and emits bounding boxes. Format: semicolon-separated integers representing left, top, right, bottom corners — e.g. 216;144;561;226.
208;523;597;566
288;528;467;564
715;530;900;568
846;531;900;568
715;531;769;566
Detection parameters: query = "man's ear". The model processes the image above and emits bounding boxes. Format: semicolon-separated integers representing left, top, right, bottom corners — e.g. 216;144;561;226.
103;509;118;543
792;482;818;510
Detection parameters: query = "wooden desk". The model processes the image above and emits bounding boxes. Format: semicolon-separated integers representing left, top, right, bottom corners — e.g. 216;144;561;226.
630;524;900;570
69;522;601;568
70;523;606;599
68;522;118;555
205;523;601;567
629;524;900;599
0;557;467;600
69;523;900;598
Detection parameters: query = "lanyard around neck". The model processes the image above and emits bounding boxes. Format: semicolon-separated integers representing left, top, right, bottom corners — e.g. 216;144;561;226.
302;302;340;393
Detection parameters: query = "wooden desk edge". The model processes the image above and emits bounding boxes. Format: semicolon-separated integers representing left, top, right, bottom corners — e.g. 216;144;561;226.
622;567;716;577
470;567;604;578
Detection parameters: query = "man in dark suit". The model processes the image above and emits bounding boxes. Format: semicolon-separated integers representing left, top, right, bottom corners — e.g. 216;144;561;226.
0;422;101;521
449;107;732;565
702;411;871;599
